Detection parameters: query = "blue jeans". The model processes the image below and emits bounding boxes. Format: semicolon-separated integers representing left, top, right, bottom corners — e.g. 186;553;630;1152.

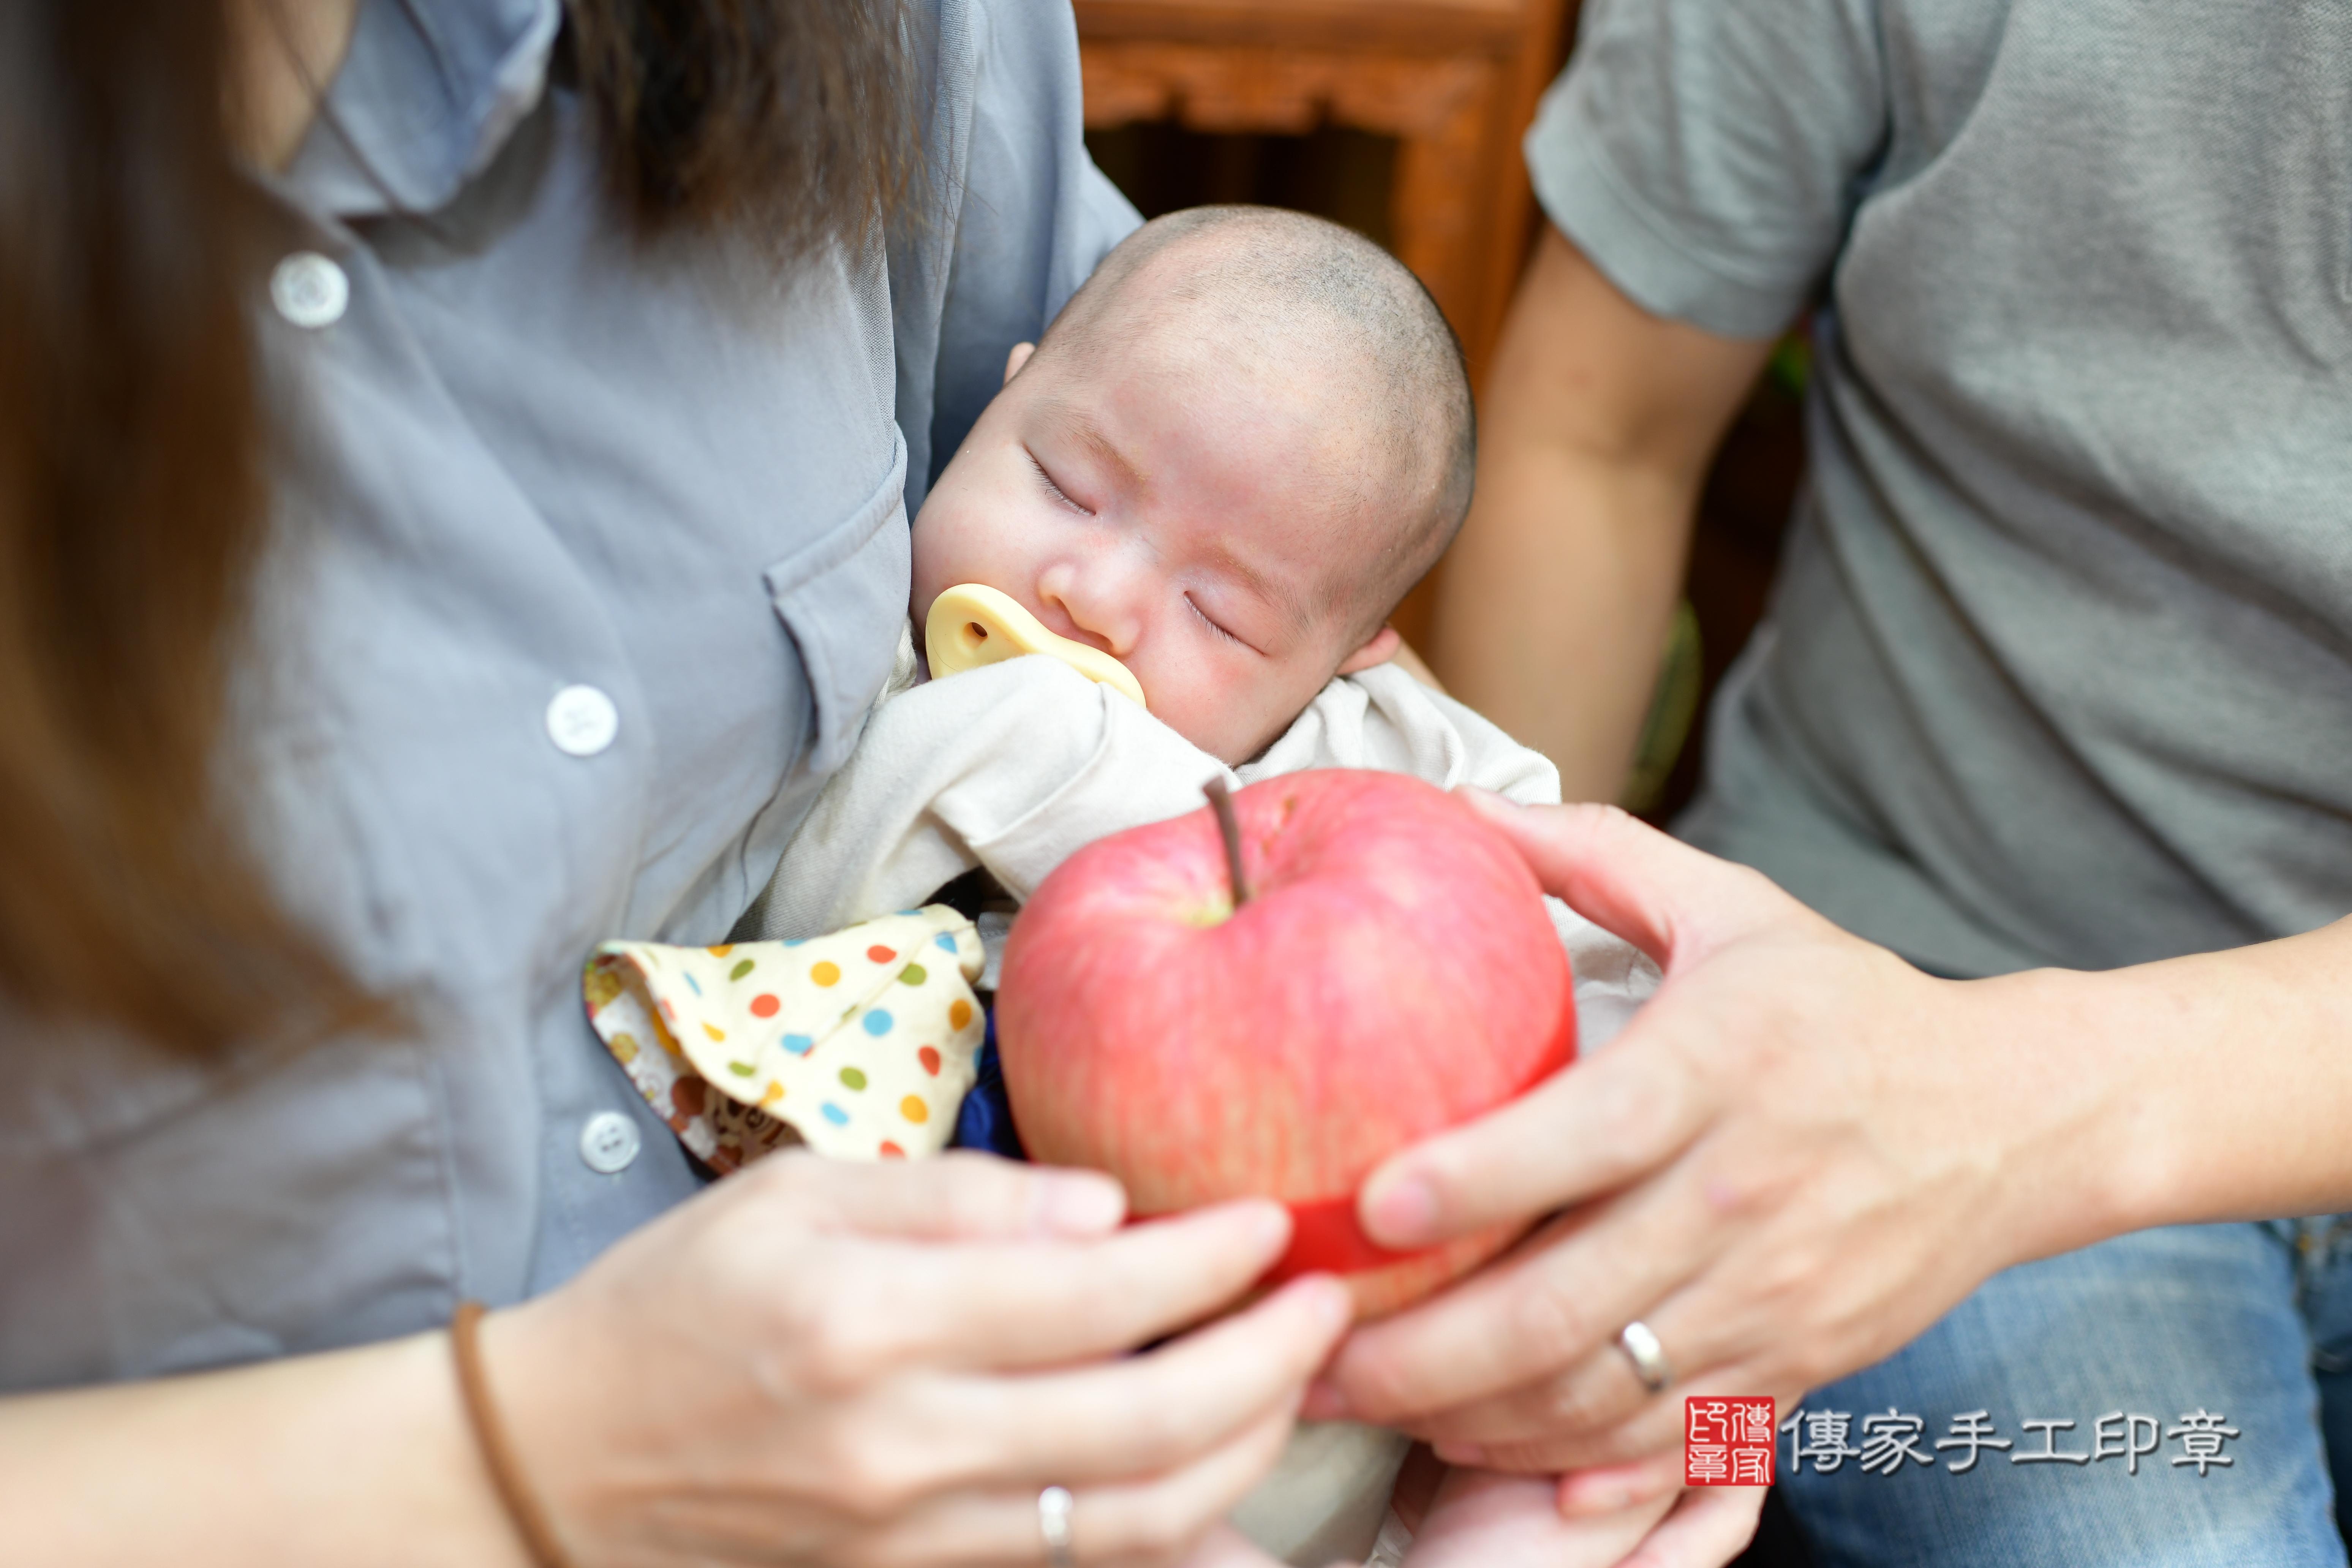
1779;1219;2352;1565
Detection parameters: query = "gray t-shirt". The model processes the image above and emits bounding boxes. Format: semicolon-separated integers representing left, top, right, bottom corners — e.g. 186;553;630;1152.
1526;0;2352;977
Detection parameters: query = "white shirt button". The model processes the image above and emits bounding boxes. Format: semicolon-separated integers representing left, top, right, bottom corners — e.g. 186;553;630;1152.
270;251;349;329
579;1111;642;1174
545;684;620;757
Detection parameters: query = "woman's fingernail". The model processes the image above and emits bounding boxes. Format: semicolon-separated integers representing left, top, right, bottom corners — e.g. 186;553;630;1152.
1434;1441;1485;1465
1041;1172;1125;1235
1301;1378;1352;1421
1364;1175;1440;1246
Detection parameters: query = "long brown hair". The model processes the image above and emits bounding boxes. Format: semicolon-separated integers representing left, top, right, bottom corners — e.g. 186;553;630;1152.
569;0;927;255
0;0;923;1056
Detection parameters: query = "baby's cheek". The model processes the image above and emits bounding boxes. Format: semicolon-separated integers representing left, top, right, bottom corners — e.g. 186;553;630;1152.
1129;664;1233;757
910;503;1010;615
1179;674;1300;765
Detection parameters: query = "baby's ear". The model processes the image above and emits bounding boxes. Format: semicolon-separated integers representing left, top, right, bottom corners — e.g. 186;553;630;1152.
1002;341;1037;385
1335;624;1402;675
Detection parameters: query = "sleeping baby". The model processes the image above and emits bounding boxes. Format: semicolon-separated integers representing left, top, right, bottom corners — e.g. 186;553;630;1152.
752;205;1617;954
580;208;1666;1566
720;206;1673;1568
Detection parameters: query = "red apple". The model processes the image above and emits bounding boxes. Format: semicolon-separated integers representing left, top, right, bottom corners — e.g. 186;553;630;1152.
996;769;1576;1317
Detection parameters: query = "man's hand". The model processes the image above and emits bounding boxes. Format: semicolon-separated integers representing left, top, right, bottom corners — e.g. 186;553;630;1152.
1310;793;2148;1510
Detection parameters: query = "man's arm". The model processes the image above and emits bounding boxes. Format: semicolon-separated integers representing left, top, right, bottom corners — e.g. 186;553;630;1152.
1430;228;1780;803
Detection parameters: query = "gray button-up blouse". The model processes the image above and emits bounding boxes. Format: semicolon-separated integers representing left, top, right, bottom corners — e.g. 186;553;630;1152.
0;0;1136;1390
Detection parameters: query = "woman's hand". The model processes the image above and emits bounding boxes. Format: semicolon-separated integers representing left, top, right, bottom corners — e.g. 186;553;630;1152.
493;1150;1351;1568
1309;796;2149;1520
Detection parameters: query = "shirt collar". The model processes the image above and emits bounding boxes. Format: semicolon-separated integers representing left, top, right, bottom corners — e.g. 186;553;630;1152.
283;0;562;220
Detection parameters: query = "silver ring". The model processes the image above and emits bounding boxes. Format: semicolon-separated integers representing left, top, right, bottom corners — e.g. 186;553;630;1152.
1038;1484;1075;1568
1616;1320;1673;1393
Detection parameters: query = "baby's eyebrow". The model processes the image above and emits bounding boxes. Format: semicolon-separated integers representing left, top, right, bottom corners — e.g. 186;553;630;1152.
1033;399;1143;492
1209;541;1313;642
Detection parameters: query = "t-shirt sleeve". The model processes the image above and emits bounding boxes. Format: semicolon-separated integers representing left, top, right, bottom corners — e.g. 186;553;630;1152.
1524;0;1889;338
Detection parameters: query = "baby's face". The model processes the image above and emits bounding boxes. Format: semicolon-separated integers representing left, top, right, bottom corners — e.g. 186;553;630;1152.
912;333;1399;763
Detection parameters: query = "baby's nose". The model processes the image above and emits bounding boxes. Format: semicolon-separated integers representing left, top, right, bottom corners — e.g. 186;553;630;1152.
1040;558;1143;658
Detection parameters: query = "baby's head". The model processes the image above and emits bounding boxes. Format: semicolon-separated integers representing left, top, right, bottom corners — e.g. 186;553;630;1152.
912;205;1474;763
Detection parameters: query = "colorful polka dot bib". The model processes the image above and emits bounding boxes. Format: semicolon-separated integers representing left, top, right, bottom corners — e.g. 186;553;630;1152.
584;905;986;1168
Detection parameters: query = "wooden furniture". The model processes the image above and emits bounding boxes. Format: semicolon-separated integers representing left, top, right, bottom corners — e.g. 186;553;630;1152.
1073;0;1577;644
1075;0;1574;390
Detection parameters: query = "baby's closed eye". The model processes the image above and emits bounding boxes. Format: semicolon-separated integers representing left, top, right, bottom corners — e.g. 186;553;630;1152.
1026;450;1094;515
1185;593;1248;648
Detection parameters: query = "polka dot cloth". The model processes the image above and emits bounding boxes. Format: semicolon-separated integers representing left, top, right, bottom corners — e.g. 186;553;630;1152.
584;905;986;1168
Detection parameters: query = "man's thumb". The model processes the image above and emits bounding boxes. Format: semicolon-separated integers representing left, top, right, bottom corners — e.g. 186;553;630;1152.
1457;791;1793;966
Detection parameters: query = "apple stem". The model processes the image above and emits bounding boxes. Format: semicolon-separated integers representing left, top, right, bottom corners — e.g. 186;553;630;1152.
1204;778;1250;907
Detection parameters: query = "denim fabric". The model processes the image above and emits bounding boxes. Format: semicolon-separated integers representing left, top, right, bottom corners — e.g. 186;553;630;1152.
949;1019;1028;1161
1780;1221;2352;1565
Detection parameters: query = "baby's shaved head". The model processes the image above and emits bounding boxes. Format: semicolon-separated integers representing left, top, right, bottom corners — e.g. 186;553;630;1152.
1033;207;1475;636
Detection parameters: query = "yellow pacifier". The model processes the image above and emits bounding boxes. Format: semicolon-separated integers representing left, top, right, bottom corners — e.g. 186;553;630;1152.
924;583;1148;708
